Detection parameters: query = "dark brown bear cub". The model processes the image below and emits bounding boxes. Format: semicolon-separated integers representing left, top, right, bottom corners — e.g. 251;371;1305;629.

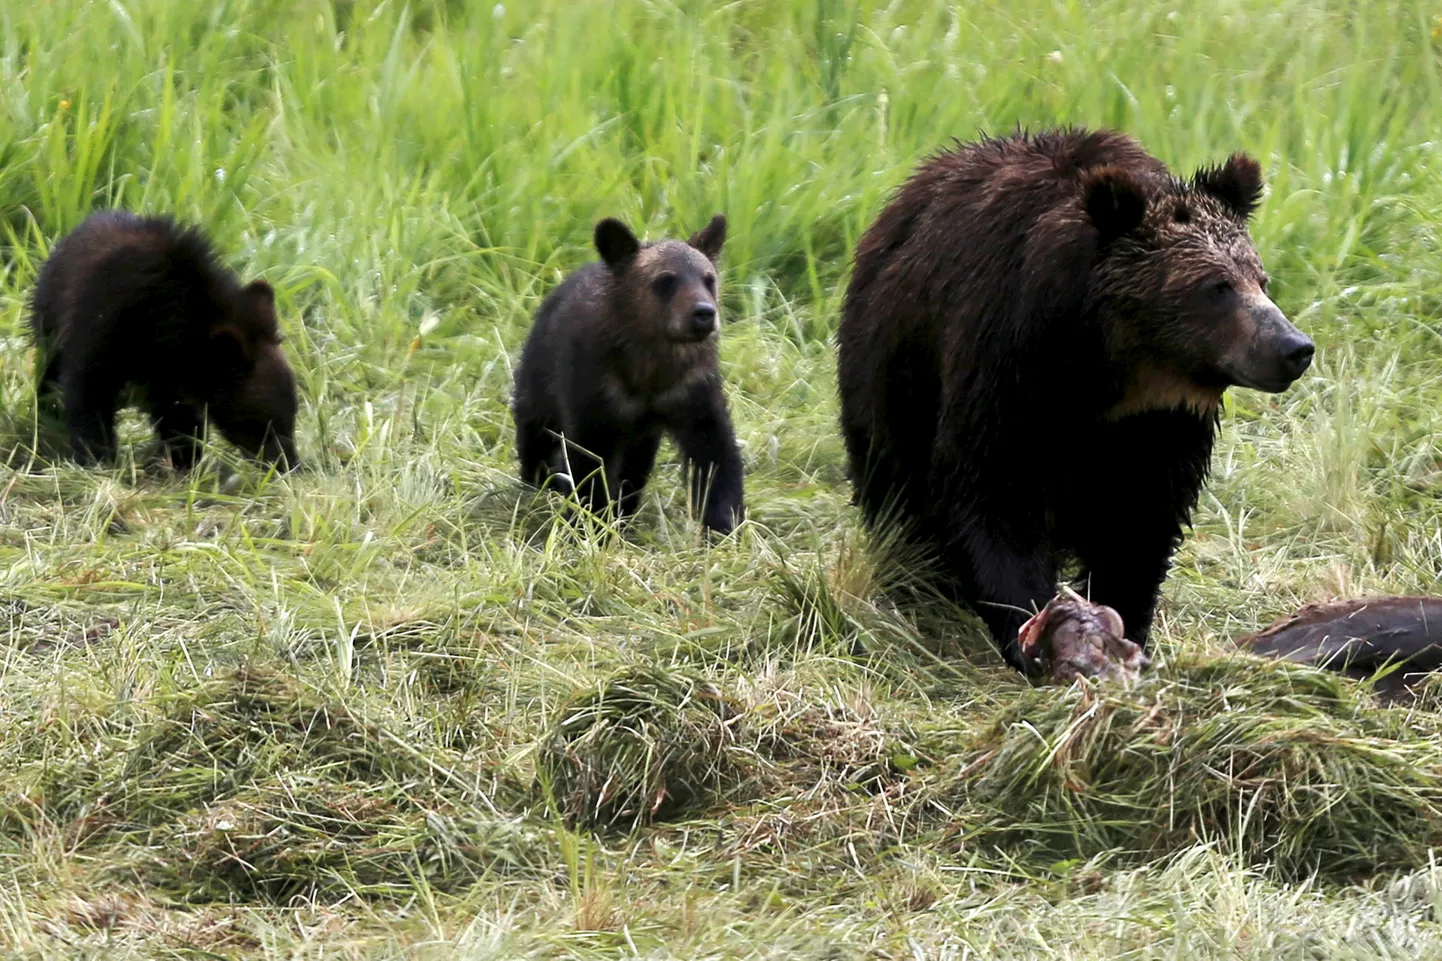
31;211;300;470
838;129;1313;673
512;215;744;534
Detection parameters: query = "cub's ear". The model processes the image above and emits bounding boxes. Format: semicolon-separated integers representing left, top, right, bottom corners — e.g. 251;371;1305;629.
594;218;640;268
241;278;278;331
1082;166;1148;244
1192;152;1263;220
243;278;275;308
687;214;727;262
210;324;253;368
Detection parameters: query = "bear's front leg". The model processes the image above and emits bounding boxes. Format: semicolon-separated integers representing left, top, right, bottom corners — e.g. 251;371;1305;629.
558;409;624;523
149;399;206;470
516;415;566;490
614;429;663;520
62;368;122;466
1062;411;1214;650
1073;521;1185;650
668;382;744;535
939;519;1058;672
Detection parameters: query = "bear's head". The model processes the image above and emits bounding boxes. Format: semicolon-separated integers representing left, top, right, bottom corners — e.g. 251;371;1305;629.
1083;154;1313;417
594;215;727;344
207;278;301;470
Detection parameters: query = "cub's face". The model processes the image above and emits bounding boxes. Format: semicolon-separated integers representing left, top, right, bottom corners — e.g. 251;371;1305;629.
1084;155;1314;409
638;243;721;344
216;341;300;470
594;215;727;344
208;279;301;470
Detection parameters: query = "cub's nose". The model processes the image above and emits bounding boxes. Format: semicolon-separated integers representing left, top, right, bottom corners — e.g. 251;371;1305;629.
1278;333;1315;381
690;303;717;336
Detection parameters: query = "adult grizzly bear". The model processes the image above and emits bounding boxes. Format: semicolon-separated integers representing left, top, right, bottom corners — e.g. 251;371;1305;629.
838;129;1313;671
32;211;300;470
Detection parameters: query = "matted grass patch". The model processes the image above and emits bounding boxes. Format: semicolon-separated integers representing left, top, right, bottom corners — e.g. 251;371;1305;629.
2;665;552;902
539;664;743;830
946;657;1442;880
156;780;553;902
6;666;434;832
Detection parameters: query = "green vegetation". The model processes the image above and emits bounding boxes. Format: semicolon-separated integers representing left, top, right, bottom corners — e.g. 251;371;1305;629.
3;0;1442;956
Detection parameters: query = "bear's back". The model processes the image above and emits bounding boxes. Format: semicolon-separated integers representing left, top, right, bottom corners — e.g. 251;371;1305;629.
32;212;236;348
851;130;1169;300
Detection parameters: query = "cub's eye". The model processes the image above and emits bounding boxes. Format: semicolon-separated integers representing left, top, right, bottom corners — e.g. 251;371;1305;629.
1259;275;1271;293
652;273;678;298
1208;280;1234;301
703;274;716;293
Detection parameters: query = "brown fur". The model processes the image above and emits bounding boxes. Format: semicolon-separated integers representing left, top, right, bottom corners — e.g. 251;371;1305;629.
30;211;300;469
512;215;745;534
838;128;1313;671
1240;596;1442;701
1105;367;1225;420
602;243;720;397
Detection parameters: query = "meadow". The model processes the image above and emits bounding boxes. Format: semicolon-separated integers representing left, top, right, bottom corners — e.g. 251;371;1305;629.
2;0;1442;956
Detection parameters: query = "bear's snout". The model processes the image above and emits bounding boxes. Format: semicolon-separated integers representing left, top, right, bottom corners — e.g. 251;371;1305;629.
1217;292;1313;394
264;434;301;472
1247;295;1314;391
1273;328;1315;382
689;302;718;337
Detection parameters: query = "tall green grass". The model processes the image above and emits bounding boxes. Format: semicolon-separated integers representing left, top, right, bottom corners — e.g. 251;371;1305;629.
3;0;1442;957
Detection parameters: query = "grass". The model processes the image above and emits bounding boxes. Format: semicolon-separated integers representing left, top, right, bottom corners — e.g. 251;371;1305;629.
3;0;1442;956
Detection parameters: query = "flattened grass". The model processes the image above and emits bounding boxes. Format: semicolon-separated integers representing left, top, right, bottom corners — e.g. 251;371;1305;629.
950;658;1442;880
540;664;741;830
3;0;1442;957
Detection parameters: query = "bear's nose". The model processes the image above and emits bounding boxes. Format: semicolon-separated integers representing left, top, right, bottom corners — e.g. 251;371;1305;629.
1278;333;1315;380
691;303;717;335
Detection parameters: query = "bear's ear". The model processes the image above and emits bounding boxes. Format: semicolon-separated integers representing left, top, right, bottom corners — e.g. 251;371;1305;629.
1082;166;1148;243
243;278;275;308
687;214;727;262
241;279;278;333
594;218;640;269
1192;153;1263;221
210;323;254;368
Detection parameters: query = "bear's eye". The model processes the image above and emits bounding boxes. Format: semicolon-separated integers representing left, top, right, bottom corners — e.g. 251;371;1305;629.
703;274;716;293
1259;275;1270;293
1208;280;1234;301
1173;204;1191;224
652;273;678;299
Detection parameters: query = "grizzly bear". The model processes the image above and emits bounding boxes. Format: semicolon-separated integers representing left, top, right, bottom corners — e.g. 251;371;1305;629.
837;129;1313;671
31;211;300;470
511;215;744;534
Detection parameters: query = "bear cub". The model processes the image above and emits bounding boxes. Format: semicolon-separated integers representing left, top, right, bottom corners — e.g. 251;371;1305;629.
31;210;300;470
512;214;744;534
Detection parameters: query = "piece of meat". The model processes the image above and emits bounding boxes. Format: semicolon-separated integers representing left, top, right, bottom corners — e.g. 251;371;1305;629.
1238;596;1442;701
1017;587;1151;684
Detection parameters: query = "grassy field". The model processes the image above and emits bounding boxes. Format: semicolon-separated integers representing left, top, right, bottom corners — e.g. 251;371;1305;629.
3;0;1442;956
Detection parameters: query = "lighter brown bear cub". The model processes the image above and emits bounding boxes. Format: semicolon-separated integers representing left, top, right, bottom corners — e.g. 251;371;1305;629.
511;215;744;534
